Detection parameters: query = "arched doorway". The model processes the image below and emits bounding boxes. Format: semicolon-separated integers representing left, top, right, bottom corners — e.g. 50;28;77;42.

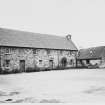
61;57;67;68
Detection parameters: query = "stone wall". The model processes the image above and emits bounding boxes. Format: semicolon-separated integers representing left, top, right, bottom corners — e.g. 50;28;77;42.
0;46;77;72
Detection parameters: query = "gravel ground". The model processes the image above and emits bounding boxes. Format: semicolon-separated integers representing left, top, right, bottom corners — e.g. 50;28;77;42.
0;69;105;103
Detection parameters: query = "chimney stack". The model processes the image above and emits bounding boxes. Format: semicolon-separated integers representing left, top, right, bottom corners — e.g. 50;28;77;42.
66;34;72;40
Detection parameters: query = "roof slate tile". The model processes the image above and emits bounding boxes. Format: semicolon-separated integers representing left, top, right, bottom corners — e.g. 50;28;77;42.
0;28;77;50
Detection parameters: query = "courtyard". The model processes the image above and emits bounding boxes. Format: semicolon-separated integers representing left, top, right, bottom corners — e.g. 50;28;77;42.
0;69;105;103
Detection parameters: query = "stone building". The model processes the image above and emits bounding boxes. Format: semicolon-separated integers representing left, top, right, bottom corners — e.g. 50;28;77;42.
0;28;78;73
77;46;105;68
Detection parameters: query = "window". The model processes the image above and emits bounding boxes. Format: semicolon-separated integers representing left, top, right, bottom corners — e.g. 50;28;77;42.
11;48;16;53
5;60;10;67
5;48;9;53
47;49;50;55
70;59;73;65
49;60;53;63
86;60;90;64
33;49;37;54
60;50;63;54
49;60;53;68
69;51;71;56
19;48;23;53
39;60;42;65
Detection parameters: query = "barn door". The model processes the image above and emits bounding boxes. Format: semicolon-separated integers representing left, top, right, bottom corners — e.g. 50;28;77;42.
20;60;25;72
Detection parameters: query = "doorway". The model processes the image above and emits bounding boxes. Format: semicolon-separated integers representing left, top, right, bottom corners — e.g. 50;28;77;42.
61;57;67;68
49;60;53;69
20;60;25;72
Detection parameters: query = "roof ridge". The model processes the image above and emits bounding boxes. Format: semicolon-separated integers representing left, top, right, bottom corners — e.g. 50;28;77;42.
0;27;65;38
80;46;105;50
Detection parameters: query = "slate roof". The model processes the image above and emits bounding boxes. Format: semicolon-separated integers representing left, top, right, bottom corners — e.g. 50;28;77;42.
0;28;77;50
77;46;105;60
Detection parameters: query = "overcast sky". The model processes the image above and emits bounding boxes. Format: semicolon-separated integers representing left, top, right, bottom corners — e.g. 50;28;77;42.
0;0;105;49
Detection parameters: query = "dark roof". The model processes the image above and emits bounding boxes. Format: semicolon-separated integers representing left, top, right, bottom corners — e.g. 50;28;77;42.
77;46;105;60
0;28;77;50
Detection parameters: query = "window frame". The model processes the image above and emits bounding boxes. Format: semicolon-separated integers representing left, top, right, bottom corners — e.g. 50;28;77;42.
5;60;10;67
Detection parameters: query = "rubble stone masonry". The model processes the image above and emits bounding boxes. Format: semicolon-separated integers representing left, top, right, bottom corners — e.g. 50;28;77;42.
0;46;77;72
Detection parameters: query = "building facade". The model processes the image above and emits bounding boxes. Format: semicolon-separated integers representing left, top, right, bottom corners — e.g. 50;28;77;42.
0;28;78;73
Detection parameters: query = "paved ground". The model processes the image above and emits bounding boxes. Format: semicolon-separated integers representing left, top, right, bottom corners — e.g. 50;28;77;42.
0;69;105;103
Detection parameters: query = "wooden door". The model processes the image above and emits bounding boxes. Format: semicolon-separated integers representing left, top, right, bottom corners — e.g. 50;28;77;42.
49;60;53;69
61;57;67;68
20;60;25;72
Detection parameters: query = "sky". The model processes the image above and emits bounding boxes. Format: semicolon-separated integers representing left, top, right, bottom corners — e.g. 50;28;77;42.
0;0;105;49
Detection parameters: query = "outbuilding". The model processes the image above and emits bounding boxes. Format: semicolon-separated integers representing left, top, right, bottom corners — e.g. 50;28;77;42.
77;46;105;68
